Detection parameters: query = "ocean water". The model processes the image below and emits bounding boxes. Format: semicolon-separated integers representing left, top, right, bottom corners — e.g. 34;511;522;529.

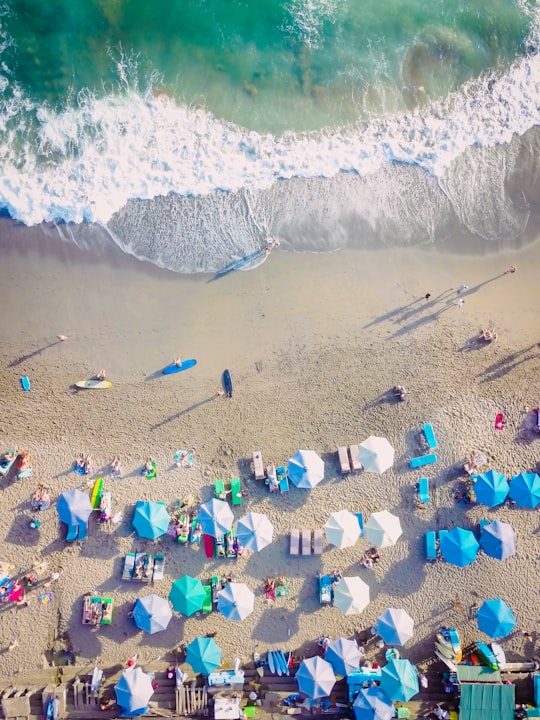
0;0;539;272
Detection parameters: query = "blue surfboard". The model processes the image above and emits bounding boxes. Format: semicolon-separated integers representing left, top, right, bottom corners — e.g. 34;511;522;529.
223;369;233;398
214;248;264;278
162;359;197;375
21;376;31;391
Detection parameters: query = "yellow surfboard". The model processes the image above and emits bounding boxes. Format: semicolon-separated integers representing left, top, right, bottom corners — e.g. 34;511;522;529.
75;380;113;389
91;478;103;509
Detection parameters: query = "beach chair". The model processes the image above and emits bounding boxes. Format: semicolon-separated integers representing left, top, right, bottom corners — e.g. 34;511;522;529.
301;529;312;556
410;453;437;468
337;446;351;474
319;575;332;605
313;528;323;555
214;479;227;501
348;445;362;472
77;522;88;542
82;596;93;624
355;513;364;537
277;466;289;494
225;528;237;558
122;552;136;580
202;584;212;614
189;516;202;543
211;576;222;606
422;423;439;449
266;464;279;492
177;514;189;543
152;554;165;582
425;531;437;561
290;529;300;556
100;598;113;624
215;535;226;558
253;451;265;481
417;477;430;503
66;524;79;542
99;490;112;522
230;477;242;505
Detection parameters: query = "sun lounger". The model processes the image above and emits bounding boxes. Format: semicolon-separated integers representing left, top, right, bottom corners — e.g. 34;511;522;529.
230;477;242;505
189;516;202;543
99;491;112;522
313;528;323;555
77;522;88;542
211;576;222;606
152;553;165;581
290;529;300;556
355;513;364;537
177;514;189;543
319;575;332;605
266;464;279;492
277;466;289;494
122;552;136;580
215;535;226;558
337;446;351;474
348;445;362;472
100;597;113;624
66;524;79;542
417;477;430;503
253;451;265;481
126;552;154;582
82;596;93;624
202;584;212;613
410;453;437;468
0;456;15;477
301;529;312;556
214;479;227;501
425;531;437;561
83;597;103;625
422;423;439;449
225;528;237;558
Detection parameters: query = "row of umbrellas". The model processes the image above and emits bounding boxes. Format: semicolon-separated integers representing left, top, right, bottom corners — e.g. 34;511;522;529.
439;520;516;567
472;469;540;508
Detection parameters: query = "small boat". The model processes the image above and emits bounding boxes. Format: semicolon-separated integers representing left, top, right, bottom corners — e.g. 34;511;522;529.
476;641;499;670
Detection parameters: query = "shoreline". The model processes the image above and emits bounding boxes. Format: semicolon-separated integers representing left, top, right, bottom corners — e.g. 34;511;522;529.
0;224;539;680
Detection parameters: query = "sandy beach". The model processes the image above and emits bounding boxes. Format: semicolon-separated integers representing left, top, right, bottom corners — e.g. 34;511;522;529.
0;220;539;683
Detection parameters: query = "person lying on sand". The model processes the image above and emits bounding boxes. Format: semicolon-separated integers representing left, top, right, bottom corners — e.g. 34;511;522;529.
95;369;106;381
110;456;122;477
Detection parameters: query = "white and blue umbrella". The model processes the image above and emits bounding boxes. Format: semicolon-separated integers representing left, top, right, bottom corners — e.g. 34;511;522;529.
132;594;173;634
333;576;370;615
365;510;402;548
380;658;419;702
287;450;325;489
353;686;394;720
198;498;234;538
509;472;540;508
375;608;414;646
479;520;516;560
325;637;363;676
114;667;154;713
57;488;92;526
358;436;394;474
472;470;509;508
236;512;274;551
324;510;361;549
133;500;171;540
439;527;479;567
217;582;254;621
476;598;516;638
296;656;336;699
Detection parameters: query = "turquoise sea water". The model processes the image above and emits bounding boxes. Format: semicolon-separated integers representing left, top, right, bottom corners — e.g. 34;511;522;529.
0;0;539;271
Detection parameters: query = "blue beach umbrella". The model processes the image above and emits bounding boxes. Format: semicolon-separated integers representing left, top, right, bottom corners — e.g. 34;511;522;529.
217;582;254;621
57;488;92;526
185;637;222;675
132;594;173;634
198;498;234;538
439;527;479;567
479;519;516;560
169;575;206;617
287;450;325;489
114;667;154;713
353;686;394;720
476;598;516;638
375;608;414;646
472;470;509;507
380;658;419;702
132;500;171;540
509;472;540;508
325;637;363;676
296;656;336;699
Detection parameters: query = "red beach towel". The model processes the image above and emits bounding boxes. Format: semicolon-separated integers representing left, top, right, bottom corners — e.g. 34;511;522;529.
494;413;505;430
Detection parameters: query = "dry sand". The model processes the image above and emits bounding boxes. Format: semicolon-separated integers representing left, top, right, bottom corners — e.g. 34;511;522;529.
0;222;539;680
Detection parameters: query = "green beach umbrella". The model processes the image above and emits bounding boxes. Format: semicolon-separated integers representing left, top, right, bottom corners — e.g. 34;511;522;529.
169;575;206;617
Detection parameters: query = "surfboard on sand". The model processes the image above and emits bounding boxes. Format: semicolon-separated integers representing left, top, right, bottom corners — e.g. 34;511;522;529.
491;642;506;669
435;649;457;671
91;478;103;510
20;376;31;391
75;380;113;389
267;651;275;675
162;359;197;375
223;369;233;398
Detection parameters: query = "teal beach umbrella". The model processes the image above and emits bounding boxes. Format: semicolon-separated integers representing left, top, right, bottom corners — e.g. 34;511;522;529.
132;500;171;540
169;575;206;617
185;637;222;675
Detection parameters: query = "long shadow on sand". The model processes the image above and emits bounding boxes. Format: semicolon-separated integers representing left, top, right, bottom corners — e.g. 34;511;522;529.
8;339;65;367
252;606;300;644
151;396;218;429
476;345;537;383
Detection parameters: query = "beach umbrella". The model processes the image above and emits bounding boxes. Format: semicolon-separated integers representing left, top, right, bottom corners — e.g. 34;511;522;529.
476;598;516;638
324;510;361;549
169;575;206;617
325;637;363;676
365;510;402;548
375;608;414;646
439;527;479;567
217;582;254;621
380;658;419;702
132;500;171;540
296;656;336;699
236;512;274;551
57;488;92;526
472;470;509;507
132;594;173;634
198;498;234;538
185;637;222;675
479;519;516;560
114;667;154;713
509;472;540;508
358;436;394;474
333;576;370;615
287;450;325;489
353;686;395;720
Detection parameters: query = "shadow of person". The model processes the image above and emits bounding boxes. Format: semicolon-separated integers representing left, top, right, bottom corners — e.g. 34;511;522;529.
9;339;65;367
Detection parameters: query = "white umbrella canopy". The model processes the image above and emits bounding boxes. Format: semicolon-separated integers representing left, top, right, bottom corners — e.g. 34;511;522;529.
358;436;395;474
324;510;361;549
287;449;325;489
365;510;402;548
375;608;414;646
198;498;234;538
236;512;274;552
217;582;255;621
333;576;370;615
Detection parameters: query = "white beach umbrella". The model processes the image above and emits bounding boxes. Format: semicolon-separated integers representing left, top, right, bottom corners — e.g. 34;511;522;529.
358;436;395;474
198;498;234;538
375;608;415;646
333;576;370;615
287;449;325;489
365;510;402;548
217;582;255;621
324;510;361;549
236;512;274;552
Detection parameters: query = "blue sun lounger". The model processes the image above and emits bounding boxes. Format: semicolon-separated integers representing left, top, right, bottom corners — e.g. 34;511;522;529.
422;423;439;449
425;531;437;560
66;524;79;542
410;453;437;468
417;477;430;503
77;522;88;542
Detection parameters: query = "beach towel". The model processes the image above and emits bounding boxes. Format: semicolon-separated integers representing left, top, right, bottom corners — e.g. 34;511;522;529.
494;413;505;430
175;449;194;468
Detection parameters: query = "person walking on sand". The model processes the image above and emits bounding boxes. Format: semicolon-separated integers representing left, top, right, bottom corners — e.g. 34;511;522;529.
455;298;465;308
505;265;517;274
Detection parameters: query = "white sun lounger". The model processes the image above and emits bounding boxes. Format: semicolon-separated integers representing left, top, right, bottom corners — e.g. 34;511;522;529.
290;529;300;556
337;447;351;474
301;529;312;556
253;451;265;481
348;445;362;472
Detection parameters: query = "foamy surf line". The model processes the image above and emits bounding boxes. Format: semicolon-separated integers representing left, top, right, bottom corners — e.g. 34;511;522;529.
0;37;539;228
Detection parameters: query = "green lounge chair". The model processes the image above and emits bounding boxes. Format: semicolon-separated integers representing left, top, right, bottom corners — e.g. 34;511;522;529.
230;477;242;505
214;479;227;500
101;597;113;624
202;584;212;613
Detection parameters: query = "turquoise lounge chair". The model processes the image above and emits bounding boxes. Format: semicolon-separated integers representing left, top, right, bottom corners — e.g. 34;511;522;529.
277;466;289;494
66;524;79;542
423;423;439;449
319;575;332;605
78;522;88;542
417;477;430;503
410;453;437;468
425;531;437;560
